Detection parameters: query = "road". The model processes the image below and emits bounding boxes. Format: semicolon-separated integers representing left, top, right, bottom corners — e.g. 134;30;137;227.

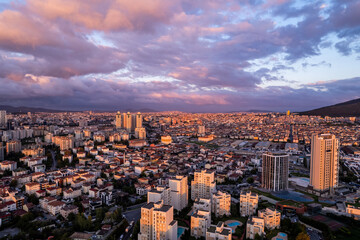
50;150;57;170
0;228;20;238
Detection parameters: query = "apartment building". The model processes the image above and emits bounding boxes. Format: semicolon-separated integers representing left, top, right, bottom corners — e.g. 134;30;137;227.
206;222;232;240
246;216;265;239
169;175;188;211
191;170;216;200
191;210;211;238
262;152;289;191
258;208;281;230
239;191;258;217
138;201;177;240
211;190;231;217
147;186;171;205
310;134;339;193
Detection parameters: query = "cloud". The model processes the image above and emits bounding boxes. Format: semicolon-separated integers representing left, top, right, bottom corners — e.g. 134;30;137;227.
0;0;359;111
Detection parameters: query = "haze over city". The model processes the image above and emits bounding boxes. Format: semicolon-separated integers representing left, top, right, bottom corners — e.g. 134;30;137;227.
0;0;360;112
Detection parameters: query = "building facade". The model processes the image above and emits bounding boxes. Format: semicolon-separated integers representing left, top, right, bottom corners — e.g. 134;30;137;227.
240;191;258;217
191;170;216;200
138;201;177;240
258;208;281;230
246;216;265;239
211;190;231;217
262;152;289;191
310;134;339;193
169;175;188;211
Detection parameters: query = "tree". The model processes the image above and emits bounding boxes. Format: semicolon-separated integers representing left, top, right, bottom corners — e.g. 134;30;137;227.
254;233;262;240
28;194;39;205
296;232;310;240
10;179;18;188
247;177;254;184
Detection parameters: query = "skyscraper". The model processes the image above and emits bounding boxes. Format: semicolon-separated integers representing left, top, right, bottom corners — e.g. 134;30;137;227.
122;112;132;132
262;152;289;191
310;134;339;193
191;170;216;200
136;112;143;128
0;110;7;129
115;111;122;129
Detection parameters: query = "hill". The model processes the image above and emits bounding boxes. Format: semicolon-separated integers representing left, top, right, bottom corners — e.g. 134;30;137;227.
0;105;67;113
300;98;360;117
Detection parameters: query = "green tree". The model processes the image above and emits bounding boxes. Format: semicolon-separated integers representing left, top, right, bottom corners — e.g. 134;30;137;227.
247;177;254;184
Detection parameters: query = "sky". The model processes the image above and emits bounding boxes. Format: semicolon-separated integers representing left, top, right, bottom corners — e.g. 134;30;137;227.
0;0;359;112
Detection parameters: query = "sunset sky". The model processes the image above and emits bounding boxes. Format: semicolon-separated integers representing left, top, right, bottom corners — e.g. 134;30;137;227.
0;0;359;112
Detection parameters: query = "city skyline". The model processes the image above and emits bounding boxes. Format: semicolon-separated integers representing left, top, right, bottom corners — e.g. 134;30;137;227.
0;0;360;112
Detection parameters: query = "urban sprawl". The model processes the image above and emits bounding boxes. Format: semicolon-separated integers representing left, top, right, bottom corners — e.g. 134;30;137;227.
0;110;360;240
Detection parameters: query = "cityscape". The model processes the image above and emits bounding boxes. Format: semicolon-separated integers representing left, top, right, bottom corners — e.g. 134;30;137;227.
1;0;360;240
0;110;360;240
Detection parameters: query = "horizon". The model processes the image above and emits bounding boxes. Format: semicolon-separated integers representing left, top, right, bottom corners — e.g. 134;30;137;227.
0;0;360;112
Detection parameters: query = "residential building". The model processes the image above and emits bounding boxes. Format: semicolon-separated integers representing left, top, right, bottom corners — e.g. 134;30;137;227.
191;210;211;238
258;208;281;230
206;222;232;240
240;191;258;217
262;152;289;191
191;170;216;200
310;134;339;193
0;110;6;129
246;216;265;239
6;140;21;153
211;190;231;217
115;111;122;129
161;136;172;145
138;201;177;240
169;175;188;211
147;186;171;205
135;127;147;139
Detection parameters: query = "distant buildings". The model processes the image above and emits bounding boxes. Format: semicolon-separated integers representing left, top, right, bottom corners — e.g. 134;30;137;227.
239;191;258;217
135;127;147;139
191;170;216;200
115;111;122;129
0;110;6;129
6;140;22;153
310;134;339;193
161;135;172;145
138;201;177;240
198;125;205;136
262;152;289;191
211;190;231;217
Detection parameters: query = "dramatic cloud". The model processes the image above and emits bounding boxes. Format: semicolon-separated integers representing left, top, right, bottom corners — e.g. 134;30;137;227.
0;0;359;111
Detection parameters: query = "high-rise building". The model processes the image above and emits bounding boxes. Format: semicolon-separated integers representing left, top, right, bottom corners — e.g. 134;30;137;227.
258;208;281;230
138;201;178;240
310;134;339;193
262;152;289;191
115;111;122;129
135;127;146;139
0;110;7;129
211;190;231;217
169;175;188;211
191;170;216;200
136;112;143;128
124;112;132;132
147;186;171;205
6;140;22;153
240;191;258;217
191;210;211;238
0;142;5;161
246;216;265;239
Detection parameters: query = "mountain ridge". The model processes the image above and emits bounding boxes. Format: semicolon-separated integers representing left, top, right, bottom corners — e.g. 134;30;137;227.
300;98;360;117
